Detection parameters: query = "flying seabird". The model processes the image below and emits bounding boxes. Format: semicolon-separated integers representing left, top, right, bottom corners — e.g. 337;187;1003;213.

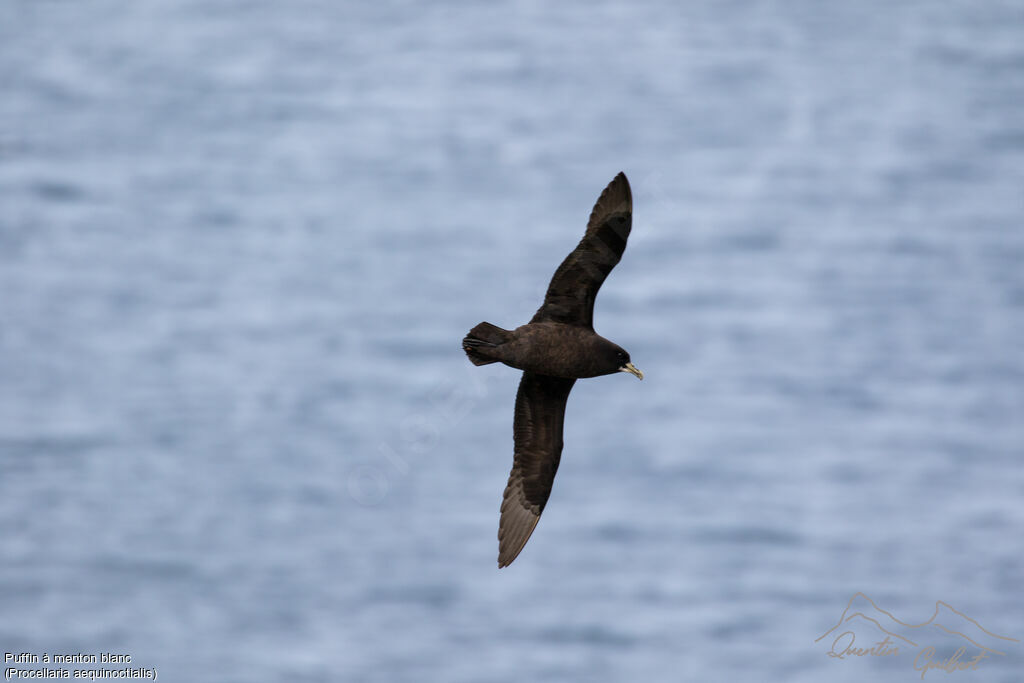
462;172;642;567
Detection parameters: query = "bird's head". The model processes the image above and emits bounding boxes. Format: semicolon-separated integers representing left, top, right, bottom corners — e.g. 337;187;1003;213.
596;340;643;380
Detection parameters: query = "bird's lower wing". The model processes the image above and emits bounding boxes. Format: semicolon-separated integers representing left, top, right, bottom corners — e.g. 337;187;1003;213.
498;372;576;567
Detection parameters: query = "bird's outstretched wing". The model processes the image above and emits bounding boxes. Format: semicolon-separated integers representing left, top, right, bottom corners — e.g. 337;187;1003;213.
531;172;633;328
498;372;576;567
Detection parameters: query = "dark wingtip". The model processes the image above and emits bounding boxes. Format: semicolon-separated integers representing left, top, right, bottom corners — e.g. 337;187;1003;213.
613;171;631;197
587;172;633;233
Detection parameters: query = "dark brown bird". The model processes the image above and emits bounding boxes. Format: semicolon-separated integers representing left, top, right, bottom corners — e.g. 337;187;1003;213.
462;172;642;567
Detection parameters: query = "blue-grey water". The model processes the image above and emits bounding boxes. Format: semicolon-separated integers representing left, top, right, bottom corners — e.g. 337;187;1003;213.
2;1;1023;681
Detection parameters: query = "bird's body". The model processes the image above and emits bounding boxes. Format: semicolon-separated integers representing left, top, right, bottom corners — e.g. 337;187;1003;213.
466;321;628;379
463;172;642;567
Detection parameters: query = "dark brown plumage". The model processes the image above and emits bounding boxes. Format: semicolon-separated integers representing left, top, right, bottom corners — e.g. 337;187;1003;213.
462;172;643;568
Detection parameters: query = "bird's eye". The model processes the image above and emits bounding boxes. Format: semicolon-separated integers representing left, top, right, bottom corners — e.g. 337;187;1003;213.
617;351;627;360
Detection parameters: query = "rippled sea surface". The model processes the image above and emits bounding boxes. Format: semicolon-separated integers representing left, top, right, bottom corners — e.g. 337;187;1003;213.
2;1;1023;681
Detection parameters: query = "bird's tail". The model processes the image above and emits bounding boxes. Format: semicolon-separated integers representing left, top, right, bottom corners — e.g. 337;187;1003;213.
462;322;511;366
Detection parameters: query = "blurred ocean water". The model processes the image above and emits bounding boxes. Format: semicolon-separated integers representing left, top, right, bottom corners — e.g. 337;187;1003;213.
1;1;1022;681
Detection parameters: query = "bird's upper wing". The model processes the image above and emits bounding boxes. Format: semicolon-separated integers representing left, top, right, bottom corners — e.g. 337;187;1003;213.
530;172;633;328
498;372;576;567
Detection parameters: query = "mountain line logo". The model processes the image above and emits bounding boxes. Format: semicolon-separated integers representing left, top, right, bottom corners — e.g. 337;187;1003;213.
815;592;1018;678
